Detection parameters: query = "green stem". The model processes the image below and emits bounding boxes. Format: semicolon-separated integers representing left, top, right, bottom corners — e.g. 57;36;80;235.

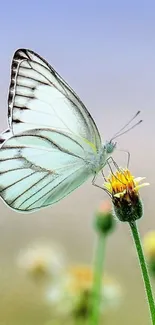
129;221;155;324
90;233;106;325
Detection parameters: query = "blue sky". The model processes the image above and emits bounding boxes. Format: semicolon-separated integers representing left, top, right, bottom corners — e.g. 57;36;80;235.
0;0;155;159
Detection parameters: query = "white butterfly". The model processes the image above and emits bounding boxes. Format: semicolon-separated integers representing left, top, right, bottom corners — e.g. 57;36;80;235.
0;49;138;213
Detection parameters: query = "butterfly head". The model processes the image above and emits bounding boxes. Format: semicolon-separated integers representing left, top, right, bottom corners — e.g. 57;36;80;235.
104;141;117;154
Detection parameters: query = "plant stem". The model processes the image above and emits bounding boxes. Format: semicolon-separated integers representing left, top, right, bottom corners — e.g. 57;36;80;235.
129;221;155;324
90;233;106;325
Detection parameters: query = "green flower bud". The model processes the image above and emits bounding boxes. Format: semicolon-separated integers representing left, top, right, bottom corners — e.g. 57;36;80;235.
94;200;116;234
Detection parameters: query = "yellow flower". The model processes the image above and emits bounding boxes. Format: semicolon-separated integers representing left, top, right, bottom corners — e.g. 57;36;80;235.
104;169;149;199
143;232;155;259
46;265;122;319
104;169;149;222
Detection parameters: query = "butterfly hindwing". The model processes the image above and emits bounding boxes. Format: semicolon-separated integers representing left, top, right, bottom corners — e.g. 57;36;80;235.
0;129;92;212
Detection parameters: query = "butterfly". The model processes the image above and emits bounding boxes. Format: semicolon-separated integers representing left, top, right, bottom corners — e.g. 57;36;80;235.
0;49;141;212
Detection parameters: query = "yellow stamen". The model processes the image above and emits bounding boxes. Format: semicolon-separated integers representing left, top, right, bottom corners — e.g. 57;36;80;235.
104;169;149;198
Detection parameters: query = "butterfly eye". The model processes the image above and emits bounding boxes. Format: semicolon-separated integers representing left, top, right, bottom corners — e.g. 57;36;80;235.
105;141;116;154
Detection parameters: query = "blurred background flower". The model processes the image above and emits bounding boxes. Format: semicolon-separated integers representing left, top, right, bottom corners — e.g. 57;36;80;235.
143;231;155;277
45;264;122;323
17;240;66;283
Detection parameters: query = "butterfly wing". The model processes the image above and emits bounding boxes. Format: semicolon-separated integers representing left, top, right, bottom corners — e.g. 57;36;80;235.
0;49;101;212
0;128;12;146
8;48;101;151
0;129;93;212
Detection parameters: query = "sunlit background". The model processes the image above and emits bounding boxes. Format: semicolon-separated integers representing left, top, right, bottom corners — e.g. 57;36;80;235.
0;1;155;324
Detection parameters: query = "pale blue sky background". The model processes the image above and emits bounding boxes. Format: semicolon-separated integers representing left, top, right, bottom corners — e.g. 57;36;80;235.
0;2;155;324
0;1;155;138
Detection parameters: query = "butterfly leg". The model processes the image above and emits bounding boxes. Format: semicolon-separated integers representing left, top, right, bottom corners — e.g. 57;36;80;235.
106;156;120;171
92;174;111;197
106;156;128;184
116;149;131;168
121;150;130;168
92;174;104;190
101;169;107;181
105;157;126;185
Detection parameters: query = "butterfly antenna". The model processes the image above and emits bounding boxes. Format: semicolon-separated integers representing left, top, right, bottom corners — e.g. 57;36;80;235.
111;119;143;140
111;110;141;140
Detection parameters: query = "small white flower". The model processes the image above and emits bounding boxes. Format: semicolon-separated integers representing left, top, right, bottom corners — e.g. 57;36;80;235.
45;265;122;319
17;240;66;282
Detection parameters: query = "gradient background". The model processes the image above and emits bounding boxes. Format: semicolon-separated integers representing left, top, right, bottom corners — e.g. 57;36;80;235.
0;1;155;324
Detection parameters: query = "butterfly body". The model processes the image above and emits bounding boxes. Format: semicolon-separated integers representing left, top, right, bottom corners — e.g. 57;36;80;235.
84;143;115;174
0;49;116;212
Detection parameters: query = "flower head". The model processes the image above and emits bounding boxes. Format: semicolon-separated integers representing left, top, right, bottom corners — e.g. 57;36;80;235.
104;169;149;222
46;265;122;320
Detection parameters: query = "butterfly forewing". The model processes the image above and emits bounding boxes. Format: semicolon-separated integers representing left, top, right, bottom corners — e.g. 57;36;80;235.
8;49;101;151
0;129;12;146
